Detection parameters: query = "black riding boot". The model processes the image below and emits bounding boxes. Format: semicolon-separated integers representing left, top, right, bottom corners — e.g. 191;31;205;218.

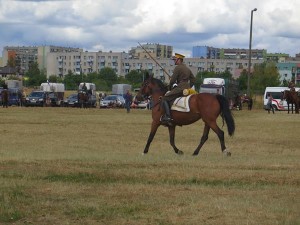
161;100;173;126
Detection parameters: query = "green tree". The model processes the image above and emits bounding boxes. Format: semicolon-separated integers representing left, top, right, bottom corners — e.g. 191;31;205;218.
63;71;81;90
220;70;232;80
251;62;280;93
125;70;143;85
26;62;47;87
86;72;99;83
99;67;118;88
237;69;248;92
48;75;57;83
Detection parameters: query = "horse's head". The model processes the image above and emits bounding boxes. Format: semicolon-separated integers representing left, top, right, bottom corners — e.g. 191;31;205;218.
136;73;152;100
136;72;167;101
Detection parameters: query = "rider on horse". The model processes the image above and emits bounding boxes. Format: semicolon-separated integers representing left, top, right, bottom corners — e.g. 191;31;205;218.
81;82;88;93
161;53;196;126
288;80;295;92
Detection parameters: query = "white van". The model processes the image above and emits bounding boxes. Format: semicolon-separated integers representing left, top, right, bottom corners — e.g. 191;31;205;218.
263;87;300;110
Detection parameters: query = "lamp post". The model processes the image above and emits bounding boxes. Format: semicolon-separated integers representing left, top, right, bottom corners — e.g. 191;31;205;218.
247;8;257;96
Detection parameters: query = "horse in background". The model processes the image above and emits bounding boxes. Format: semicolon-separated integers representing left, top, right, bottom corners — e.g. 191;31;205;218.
282;90;299;114
78;91;89;108
1;89;9;108
136;74;235;156
242;95;253;110
232;94;242;110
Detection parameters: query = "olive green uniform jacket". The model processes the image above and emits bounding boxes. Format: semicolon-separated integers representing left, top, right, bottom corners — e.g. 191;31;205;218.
163;63;196;102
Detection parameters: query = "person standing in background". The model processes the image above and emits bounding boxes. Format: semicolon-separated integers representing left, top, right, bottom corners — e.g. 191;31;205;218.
124;89;133;113
267;93;275;114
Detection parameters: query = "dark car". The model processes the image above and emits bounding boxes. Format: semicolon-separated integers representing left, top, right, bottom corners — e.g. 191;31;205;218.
64;93;79;107
47;92;62;107
25;91;47;107
0;87;22;106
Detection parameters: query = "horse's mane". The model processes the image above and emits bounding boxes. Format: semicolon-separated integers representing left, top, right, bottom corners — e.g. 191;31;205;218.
151;77;168;92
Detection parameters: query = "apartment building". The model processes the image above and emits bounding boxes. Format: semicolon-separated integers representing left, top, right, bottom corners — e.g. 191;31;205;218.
3;44;299;83
192;46;266;60
129;43;173;59
2;46;82;74
47;51;129;77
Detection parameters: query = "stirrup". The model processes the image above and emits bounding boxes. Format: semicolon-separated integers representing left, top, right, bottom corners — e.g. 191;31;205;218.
160;116;173;126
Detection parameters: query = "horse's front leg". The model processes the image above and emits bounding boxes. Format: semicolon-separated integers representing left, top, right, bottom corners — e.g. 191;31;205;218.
193;124;210;156
168;125;183;155
143;122;160;154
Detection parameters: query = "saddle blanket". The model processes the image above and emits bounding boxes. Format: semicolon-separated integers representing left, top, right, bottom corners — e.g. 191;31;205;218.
171;95;193;112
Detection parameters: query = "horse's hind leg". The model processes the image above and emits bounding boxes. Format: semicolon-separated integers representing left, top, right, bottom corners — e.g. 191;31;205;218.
193;124;210;156
209;122;231;156
168;125;183;155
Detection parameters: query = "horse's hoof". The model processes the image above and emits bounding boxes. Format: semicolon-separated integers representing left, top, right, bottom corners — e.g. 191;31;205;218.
177;150;184;155
223;150;231;157
192;152;199;156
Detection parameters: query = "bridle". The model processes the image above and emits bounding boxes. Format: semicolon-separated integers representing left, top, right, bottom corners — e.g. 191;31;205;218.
140;79;167;109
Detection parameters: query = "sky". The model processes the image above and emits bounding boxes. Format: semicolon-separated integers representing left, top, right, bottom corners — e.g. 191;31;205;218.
0;0;300;58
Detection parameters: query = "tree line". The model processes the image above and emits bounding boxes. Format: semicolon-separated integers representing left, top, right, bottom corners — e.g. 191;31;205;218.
1;60;284;95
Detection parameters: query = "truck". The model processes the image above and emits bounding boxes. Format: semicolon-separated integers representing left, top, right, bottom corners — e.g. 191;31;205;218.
112;84;132;95
199;78;239;100
40;82;65;106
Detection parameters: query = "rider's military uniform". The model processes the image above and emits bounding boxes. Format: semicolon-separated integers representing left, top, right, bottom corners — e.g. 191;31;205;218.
161;53;196;126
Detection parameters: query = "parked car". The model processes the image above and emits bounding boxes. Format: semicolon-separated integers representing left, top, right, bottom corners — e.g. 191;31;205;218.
131;96;149;109
25;91;47;107
6;88;22;106
64;93;79;107
100;95;125;108
47;92;63;107
87;94;97;107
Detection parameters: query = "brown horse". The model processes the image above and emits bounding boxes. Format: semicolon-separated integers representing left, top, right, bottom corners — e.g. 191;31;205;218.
1;89;9;108
282;90;299;114
78;91;89;108
241;95;253;110
137;75;235;156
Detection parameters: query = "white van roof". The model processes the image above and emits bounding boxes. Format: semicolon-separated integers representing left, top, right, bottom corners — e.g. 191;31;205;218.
79;83;96;90
203;78;225;85
40;83;65;92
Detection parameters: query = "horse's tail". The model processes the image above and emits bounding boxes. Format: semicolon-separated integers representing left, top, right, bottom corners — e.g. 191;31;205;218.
216;95;235;136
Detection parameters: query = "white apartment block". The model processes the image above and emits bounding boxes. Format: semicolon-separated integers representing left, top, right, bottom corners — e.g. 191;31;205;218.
46;51;264;81
2;45;82;73
47;51;128;77
46;50;263;81
2;45;264;80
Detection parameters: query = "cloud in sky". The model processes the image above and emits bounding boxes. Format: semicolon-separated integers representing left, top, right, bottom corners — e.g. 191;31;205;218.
0;0;299;57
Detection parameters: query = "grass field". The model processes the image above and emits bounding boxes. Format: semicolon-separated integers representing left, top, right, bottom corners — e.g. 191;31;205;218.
0;106;299;225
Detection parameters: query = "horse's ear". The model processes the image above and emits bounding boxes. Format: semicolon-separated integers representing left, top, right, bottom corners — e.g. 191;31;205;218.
144;71;150;80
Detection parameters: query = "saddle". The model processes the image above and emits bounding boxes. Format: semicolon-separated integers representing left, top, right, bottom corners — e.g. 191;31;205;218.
171;95;193;112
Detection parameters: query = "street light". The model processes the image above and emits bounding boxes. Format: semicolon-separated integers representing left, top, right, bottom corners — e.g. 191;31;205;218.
247;8;257;96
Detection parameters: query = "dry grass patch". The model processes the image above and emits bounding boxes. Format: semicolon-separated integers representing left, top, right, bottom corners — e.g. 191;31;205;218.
0;107;299;225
